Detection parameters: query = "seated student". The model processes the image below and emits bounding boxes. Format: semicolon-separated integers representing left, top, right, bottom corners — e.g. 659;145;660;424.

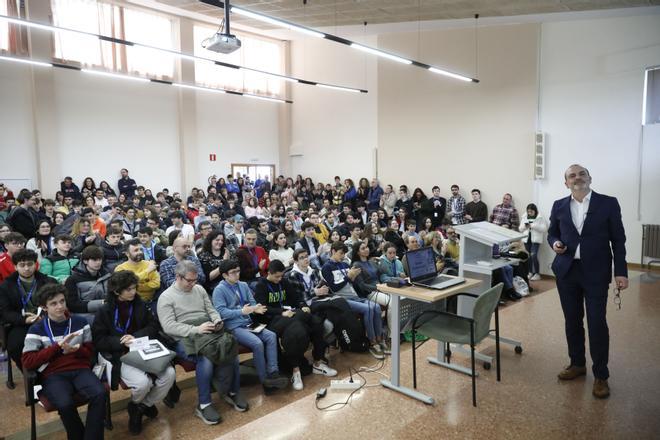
268;231;294;268
255;218;273;251
198;230;230;294
403;219;423;247
165;211;195;242
253;260;336;391
0;249;56;370
157;260;246;425
144;217;168;248
71;218;103;257
101;227;126;273
122;207;141;237
65;245;111;323
235;228;269;287
350;241;391;309
321;242;385;359
39;234;79;283
294;221;321;270
115;239;161;304
21;283;106;440
378;242;406;283
26;220;54;262
343;223;363;258
82;208;107;239
159;237;205;290
137;227;167;266
0;232;27;282
212;260;290;392
92;271;176;435
401;234;421;277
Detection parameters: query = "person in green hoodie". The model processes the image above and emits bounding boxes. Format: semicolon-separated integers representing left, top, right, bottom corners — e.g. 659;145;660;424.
39;234;79;283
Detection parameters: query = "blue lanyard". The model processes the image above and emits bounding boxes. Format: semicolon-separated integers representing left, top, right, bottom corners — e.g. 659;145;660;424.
248;248;259;268
113;304;134;334
267;282;284;307
231;284;245;306
17;278;37;310
43;318;72;344
142;244;154;260
391;260;397;276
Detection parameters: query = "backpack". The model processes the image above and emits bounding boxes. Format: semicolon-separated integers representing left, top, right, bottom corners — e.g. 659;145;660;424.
513;276;529;297
328;307;369;353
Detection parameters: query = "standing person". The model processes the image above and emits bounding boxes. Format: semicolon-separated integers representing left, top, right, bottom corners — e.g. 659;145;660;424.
421;186;446;228
118;168;138;197
548;164;628;399
379;184;397;218
519;203;548;281
464;189;488;223
447;185;467;225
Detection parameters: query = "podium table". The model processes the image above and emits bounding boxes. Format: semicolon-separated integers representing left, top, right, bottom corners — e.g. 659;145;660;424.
377;277;481;405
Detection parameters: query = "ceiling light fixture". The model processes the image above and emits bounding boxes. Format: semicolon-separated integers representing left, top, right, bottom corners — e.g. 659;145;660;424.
0;54;51;68
0;14;366;93
81;68;150;82
199;0;479;83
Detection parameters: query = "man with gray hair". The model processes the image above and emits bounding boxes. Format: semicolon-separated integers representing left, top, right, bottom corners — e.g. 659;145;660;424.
157;260;246;425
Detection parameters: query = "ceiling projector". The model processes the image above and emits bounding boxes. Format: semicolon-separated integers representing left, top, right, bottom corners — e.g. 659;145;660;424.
204;33;241;54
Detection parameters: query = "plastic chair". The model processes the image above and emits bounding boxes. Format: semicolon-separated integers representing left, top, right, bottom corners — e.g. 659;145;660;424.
411;283;503;407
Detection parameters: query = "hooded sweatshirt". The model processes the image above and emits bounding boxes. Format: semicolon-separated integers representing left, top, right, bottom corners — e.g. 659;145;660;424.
64;261;111;315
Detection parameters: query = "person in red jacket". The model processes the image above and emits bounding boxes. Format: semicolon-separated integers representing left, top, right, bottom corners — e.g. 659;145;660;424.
0;232;27;283
235;229;269;288
21;283;106;440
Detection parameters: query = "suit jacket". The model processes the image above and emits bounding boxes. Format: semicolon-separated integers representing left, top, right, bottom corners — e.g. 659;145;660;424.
547;191;627;285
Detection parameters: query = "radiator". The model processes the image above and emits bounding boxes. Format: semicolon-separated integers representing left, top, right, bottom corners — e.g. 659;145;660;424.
642;224;660;260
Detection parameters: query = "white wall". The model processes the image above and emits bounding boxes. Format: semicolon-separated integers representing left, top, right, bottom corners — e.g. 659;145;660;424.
537;13;660;267
289;36;378;182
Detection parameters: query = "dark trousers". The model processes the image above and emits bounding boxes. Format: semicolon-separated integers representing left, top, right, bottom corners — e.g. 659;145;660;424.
556;260;610;379
7;325;28;370
269;312;326;366
42;369;107;440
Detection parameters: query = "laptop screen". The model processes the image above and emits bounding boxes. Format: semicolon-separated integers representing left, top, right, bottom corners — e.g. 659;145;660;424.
406;247;437;281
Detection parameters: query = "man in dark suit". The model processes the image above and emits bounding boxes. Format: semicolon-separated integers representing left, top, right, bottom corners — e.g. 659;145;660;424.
548;164;628;399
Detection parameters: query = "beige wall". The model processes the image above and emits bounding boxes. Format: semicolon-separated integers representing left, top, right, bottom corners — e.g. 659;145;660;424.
377;23;539;211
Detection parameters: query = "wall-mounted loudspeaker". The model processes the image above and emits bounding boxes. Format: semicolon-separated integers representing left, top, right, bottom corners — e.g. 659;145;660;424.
534;132;546;179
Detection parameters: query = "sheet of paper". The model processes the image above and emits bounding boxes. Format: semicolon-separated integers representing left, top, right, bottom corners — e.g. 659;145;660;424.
129;336;150;352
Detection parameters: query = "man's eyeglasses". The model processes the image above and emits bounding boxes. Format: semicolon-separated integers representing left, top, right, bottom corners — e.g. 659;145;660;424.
181;276;197;283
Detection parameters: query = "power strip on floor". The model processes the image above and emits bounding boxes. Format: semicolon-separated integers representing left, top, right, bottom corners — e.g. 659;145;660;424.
330;379;362;391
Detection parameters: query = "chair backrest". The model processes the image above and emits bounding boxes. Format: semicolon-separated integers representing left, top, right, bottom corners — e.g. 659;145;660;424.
472;283;504;342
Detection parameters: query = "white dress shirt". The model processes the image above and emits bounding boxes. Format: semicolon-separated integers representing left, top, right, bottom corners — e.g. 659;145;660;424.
570;190;591;259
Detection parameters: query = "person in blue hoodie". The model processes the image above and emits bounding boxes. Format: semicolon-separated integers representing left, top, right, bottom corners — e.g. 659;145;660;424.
211;260;289;393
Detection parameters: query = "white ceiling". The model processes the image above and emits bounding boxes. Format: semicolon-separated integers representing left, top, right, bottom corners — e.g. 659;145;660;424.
151;0;660;29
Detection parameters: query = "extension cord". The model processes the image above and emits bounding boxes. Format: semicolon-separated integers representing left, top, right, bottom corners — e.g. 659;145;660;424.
330;379;362;391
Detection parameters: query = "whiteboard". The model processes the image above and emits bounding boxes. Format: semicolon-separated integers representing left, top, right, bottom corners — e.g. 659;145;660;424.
0;178;33;193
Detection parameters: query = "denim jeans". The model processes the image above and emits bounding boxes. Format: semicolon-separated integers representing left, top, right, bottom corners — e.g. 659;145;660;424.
501;265;514;289
175;341;240;405
525;242;540;274
231;326;279;382
346;298;382;341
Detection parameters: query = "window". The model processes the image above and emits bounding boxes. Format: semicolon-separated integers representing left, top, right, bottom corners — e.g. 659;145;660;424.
643;67;660;125
194;24;284;97
51;0;174;79
0;0;26;55
231;164;275;183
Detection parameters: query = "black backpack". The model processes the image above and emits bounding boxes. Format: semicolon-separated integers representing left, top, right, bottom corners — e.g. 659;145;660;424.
321;301;368;353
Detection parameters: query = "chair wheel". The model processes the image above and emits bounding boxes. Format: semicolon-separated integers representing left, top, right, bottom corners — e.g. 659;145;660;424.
483;362;491;370
515;346;523;354
6;380;15;390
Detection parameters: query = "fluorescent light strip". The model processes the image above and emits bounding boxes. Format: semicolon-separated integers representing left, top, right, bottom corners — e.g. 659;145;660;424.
243;94;287;103
0;55;51;68
351;43;412;65
173;83;226;94
231;7;324;38
0;15;363;94
81;68;149;82
316;83;360;93
428;67;473;82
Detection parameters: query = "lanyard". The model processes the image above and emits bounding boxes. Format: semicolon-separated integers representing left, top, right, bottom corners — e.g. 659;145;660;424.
231;284;245;306
142;244;154;260
43;318;72;344
17;278;37;310
391;260;397;276
301;273;312;293
248;248;259;268
113;304;134;334
267;282;284;307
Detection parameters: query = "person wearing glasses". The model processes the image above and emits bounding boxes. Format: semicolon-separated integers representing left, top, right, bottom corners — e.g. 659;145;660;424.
158;237;205;290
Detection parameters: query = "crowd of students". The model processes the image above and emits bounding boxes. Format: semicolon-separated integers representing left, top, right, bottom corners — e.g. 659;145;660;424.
0;170;548;438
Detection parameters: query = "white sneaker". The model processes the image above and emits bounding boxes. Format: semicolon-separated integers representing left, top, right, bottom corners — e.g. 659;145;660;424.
530;273;541;281
291;371;303;391
312;363;337;377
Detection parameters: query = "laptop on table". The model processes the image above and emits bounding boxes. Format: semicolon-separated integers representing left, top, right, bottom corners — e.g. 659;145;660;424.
405;246;465;290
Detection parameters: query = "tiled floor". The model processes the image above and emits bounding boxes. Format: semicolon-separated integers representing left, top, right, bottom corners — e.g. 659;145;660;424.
2;274;659;440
